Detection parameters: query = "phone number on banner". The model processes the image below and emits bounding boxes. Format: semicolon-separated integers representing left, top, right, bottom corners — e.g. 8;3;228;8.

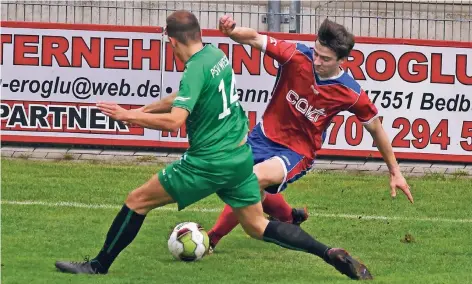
328;115;472;152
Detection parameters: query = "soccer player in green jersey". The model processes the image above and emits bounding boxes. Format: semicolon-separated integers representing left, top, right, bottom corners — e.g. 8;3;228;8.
55;10;372;280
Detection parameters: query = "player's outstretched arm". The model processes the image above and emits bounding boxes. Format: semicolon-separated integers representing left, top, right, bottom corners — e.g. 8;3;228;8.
219;15;265;51
97;102;187;132
364;118;414;203
118;93;177;126
139;93;177;114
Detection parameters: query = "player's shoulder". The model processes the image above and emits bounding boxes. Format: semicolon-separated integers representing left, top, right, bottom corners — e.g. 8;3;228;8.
283;43;321;67
203;43;224;55
337;71;362;95
319;71;362;96
191;44;223;64
186;45;226;73
294;43;313;60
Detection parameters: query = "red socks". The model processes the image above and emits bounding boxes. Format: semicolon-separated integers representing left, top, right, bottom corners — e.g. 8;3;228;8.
208;204;239;246
208;193;293;246
262;193;293;223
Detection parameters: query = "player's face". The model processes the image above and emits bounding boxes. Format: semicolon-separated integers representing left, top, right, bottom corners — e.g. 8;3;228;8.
313;40;343;78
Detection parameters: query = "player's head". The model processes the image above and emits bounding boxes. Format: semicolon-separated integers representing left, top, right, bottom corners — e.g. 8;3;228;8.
165;10;202;62
314;18;355;78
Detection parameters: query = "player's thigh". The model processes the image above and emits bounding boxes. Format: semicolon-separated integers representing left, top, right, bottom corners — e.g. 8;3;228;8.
232;202;269;240
248;124;304;191
126;174;175;215
253;158;286;189
256;152;314;194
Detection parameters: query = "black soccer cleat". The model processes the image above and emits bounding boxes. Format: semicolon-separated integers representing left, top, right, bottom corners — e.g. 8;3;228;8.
291;207;309;226
325;248;373;280
268;206;309;226
55;259;106;275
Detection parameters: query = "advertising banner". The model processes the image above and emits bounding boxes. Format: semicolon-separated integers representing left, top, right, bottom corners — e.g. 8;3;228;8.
1;22;471;162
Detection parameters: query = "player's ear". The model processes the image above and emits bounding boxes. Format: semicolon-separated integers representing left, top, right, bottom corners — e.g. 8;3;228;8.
168;37;177;48
337;57;346;65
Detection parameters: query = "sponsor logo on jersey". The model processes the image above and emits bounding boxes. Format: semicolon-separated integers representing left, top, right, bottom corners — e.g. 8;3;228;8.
286;90;325;122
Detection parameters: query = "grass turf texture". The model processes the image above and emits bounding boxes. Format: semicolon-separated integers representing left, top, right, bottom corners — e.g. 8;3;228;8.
2;158;472;284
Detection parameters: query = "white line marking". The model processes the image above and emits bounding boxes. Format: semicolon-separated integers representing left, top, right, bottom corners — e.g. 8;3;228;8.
2;200;472;223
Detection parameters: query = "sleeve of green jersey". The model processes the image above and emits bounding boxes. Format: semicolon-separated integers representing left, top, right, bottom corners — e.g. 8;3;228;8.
172;64;205;114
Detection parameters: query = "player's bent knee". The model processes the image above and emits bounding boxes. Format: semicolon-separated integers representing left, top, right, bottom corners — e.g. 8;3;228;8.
125;175;174;214
125;190;142;207
125;189;150;213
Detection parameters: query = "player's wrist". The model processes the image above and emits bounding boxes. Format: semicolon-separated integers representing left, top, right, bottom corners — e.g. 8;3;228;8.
124;109;137;121
388;166;401;176
228;30;238;40
132;106;146;114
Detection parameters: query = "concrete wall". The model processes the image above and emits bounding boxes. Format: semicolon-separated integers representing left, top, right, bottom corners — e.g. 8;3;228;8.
1;1;471;41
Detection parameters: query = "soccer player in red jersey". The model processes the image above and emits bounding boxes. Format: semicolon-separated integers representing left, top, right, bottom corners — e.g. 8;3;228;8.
208;15;414;252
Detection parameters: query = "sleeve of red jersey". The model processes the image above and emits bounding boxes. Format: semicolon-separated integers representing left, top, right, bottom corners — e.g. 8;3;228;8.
348;90;379;124
261;35;296;65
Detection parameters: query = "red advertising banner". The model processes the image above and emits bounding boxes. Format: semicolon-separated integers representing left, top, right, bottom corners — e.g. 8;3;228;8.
1;21;471;162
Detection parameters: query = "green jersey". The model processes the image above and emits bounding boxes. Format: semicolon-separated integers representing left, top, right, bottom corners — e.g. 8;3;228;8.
172;44;248;158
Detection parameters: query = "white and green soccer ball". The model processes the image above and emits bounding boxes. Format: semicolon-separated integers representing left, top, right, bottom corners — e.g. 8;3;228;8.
168;222;210;261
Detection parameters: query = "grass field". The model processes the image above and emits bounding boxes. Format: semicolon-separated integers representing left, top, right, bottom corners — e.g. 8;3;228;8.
2;158;472;284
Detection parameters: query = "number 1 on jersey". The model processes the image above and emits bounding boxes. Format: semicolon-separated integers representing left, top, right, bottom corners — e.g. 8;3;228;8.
218;71;239;120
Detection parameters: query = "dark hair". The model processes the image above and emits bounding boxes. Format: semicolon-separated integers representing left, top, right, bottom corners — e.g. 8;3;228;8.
166;10;201;44
317;18;355;59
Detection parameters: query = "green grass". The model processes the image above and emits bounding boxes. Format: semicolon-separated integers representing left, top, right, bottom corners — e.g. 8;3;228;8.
2;158;472;284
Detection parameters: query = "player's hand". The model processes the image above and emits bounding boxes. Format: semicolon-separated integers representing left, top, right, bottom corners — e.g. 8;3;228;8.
96;102;130;122
389;172;414;203
219;15;236;36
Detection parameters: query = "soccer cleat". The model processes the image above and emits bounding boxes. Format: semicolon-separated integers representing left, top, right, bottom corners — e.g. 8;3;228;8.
208;243;215;255
291;207;309;226
55;258;106;275
268;206;309;226
325;248;373;280
207;234;217;255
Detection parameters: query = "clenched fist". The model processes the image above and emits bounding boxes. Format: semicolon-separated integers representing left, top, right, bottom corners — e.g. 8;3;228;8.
219;15;236;36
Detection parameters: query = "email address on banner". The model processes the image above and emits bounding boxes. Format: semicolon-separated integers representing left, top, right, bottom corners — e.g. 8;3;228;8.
0;77;161;100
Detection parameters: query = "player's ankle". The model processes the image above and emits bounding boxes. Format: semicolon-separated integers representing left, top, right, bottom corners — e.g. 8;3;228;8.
208;230;221;247
322;248;332;263
90;259;108;274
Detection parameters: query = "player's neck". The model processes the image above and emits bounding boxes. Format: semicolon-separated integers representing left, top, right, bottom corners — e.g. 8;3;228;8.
318;67;343;80
181;42;205;63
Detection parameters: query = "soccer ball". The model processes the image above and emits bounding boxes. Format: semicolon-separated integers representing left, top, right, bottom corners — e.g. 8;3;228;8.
167;222;210;261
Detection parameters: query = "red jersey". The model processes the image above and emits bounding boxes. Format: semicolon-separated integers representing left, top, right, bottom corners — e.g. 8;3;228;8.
260;35;379;160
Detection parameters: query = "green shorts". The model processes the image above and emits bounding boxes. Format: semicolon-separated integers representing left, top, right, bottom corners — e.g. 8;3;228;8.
158;144;261;211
